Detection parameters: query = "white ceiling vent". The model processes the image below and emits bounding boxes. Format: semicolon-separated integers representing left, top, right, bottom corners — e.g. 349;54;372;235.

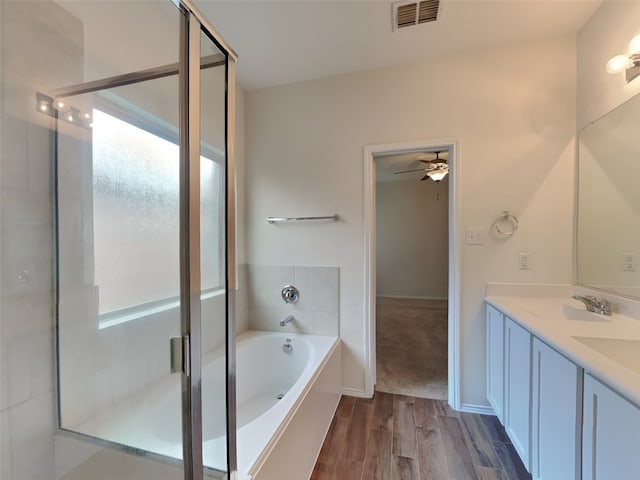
392;0;440;31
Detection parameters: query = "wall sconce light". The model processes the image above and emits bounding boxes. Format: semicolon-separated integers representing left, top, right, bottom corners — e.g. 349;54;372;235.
606;35;640;82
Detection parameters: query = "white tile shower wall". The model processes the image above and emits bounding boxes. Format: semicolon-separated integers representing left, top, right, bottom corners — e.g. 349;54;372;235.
1;2;83;479
247;265;340;336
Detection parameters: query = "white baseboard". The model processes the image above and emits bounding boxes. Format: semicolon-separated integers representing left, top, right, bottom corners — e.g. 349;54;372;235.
340;387;371;398
459;403;495;415
376;294;448;300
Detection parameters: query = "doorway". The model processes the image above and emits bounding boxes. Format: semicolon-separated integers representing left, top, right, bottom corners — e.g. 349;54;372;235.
363;139;461;408
375;149;449;399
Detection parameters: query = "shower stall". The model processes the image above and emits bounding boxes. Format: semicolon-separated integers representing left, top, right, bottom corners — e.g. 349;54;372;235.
1;0;238;479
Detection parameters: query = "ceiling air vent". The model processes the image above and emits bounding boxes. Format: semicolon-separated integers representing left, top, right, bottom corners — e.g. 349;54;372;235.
392;0;439;31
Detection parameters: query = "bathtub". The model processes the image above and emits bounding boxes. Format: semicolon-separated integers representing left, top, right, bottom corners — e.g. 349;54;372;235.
66;330;341;479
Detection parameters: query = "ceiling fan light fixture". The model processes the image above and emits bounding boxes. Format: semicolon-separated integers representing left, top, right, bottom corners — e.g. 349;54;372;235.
427;167;448;182
391;150;449;181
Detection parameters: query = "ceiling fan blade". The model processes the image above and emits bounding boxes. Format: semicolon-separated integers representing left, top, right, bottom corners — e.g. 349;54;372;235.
393;168;426;174
419;154;448;163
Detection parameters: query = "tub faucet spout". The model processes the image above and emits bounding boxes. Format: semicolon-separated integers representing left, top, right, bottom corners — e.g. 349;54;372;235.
280;314;295;327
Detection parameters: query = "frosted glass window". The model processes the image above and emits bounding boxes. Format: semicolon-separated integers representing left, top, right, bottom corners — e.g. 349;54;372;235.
92;109;222;316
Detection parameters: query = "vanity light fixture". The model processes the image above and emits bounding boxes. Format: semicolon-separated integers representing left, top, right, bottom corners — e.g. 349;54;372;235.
606;35;640;82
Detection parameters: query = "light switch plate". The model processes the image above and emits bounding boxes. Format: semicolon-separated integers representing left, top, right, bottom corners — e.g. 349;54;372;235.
519;252;531;270
622;253;636;272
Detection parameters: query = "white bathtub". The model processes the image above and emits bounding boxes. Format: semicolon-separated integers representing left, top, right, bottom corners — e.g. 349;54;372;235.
68;330;341;479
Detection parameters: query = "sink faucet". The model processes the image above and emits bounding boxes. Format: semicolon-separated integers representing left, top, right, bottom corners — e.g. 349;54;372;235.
280;314;295;326
572;295;612;315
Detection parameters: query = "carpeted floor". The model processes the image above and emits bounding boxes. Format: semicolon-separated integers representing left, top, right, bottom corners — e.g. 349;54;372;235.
376;297;448;400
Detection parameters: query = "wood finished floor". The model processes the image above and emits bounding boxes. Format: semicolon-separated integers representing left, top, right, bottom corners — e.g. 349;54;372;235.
311;393;531;480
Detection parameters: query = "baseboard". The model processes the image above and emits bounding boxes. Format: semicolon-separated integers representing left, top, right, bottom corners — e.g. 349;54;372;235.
340;387;372;398
459;403;495;415
376;295;448;300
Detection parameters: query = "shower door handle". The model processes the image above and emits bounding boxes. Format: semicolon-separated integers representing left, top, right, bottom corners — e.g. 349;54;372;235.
170;335;190;376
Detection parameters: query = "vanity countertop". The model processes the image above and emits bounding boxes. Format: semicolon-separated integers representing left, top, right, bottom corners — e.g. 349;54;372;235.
486;295;640;408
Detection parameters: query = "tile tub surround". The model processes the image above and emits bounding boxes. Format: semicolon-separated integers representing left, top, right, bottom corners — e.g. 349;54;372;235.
485;295;640;408
247;265;339;336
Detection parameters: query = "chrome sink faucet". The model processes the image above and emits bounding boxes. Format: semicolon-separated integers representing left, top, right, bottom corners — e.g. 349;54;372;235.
572;295;613;315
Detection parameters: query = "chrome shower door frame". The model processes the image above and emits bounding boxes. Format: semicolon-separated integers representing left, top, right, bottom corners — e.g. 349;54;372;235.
179;1;238;479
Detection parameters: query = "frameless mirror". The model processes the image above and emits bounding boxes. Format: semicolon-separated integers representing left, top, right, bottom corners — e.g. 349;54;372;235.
577;92;640;299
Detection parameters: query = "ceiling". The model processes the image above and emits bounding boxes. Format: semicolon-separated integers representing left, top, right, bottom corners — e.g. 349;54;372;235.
196;0;601;91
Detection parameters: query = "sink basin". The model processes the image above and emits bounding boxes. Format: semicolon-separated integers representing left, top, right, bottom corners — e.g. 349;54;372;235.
562;304;611;322
509;301;611;322
572;336;640;375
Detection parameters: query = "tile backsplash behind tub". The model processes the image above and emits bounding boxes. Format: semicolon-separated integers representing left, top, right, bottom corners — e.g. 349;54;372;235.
247;265;339;336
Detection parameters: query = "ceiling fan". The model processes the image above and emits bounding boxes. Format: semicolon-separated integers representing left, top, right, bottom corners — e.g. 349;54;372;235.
393;151;449;182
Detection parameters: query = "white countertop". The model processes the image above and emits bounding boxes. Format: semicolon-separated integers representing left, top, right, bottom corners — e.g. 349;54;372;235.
485;295;640;408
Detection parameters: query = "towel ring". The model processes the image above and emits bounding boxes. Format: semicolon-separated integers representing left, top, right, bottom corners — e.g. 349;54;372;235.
493;211;519;237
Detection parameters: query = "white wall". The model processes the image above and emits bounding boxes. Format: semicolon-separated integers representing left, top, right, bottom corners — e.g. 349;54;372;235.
577;0;640;129
376;178;448;298
56;1;181;85
245;36;576;405
1;2;83;478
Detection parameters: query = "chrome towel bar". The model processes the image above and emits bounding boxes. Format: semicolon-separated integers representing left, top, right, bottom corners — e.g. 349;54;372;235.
266;215;338;224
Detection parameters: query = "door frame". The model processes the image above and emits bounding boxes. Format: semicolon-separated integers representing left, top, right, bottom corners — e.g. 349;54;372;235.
363;138;461;409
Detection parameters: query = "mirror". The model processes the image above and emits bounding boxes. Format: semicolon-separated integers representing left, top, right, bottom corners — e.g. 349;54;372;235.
577;92;640;299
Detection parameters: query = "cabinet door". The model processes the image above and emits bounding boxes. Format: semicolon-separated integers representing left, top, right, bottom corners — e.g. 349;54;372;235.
504;317;532;471
583;374;640;480
486;304;505;422
531;339;581;480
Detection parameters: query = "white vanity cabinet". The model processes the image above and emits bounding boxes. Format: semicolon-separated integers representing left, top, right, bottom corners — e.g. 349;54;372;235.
531;338;581;480
486;305;505;422
582;374;640;480
504;317;532;472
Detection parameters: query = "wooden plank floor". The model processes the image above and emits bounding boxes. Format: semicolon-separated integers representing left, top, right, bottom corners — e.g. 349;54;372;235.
311;393;531;480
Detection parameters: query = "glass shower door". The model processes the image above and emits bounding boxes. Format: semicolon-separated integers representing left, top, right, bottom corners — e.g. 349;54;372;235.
55;2;187;476
53;2;235;479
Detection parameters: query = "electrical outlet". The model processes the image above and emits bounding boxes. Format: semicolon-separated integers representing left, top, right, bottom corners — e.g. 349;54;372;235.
465;228;486;245
519;252;531;270
622;253;636;272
